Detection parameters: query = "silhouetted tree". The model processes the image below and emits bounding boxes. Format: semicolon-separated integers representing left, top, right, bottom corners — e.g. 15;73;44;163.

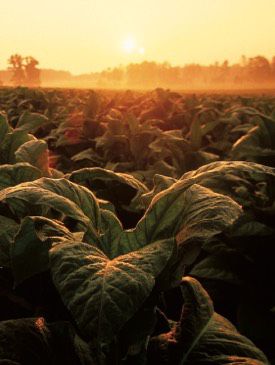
8;54;41;87
24;56;41;87
246;56;271;82
8;54;25;86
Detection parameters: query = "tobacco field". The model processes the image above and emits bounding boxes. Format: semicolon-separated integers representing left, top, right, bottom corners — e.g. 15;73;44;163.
0;87;275;364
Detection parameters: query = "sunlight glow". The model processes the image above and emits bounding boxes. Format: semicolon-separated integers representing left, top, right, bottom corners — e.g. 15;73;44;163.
0;0;274;73
138;47;145;55
122;37;136;53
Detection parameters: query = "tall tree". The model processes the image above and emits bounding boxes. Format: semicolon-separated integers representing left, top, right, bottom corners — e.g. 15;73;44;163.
8;54;25;86
24;56;41;87
246;56;271;82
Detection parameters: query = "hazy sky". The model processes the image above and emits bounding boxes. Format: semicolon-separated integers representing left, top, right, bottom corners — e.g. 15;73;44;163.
0;0;274;74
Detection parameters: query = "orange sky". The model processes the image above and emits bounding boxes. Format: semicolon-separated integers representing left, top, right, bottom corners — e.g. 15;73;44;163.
0;0;274;74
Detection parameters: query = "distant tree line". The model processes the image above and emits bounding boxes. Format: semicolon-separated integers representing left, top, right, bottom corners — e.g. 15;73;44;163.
94;55;275;89
1;54;275;89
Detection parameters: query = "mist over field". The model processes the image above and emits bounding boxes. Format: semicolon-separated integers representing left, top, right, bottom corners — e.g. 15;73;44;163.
1;55;275;90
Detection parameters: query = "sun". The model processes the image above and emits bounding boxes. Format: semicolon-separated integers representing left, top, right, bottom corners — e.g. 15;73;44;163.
122;36;136;53
121;36;146;56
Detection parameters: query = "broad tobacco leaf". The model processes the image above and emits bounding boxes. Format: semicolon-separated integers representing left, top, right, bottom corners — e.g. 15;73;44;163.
231;114;275;163
68;167;148;212
147;276;268;364
180;161;275;209
15;111;49;134
0;163;42;191
109;182;241;259
0;178;101;243
37;178;101;229
0;130;36;164
15;140;51;176
49;239;175;348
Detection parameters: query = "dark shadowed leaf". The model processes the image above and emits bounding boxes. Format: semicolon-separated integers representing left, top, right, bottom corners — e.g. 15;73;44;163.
0;216;19;267
0;113;12;142
147;276;268;364
15;111;49;134
68;167;148;212
190;253;243;285
0;318;83;365
11;216;77;285
231;115;275;164
0;163;42;191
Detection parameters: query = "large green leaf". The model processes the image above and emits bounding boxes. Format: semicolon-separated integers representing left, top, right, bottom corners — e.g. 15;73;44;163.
15;140;50;176
50;239;175;347
0;178;100;242
140;182;240;243
180;161;275;209
110;183;241;258
148;277;268;364
15;111;49;134
231;115;275;164
0;130;36;164
68;167;148;212
0;163;42;191
37;178;101;238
